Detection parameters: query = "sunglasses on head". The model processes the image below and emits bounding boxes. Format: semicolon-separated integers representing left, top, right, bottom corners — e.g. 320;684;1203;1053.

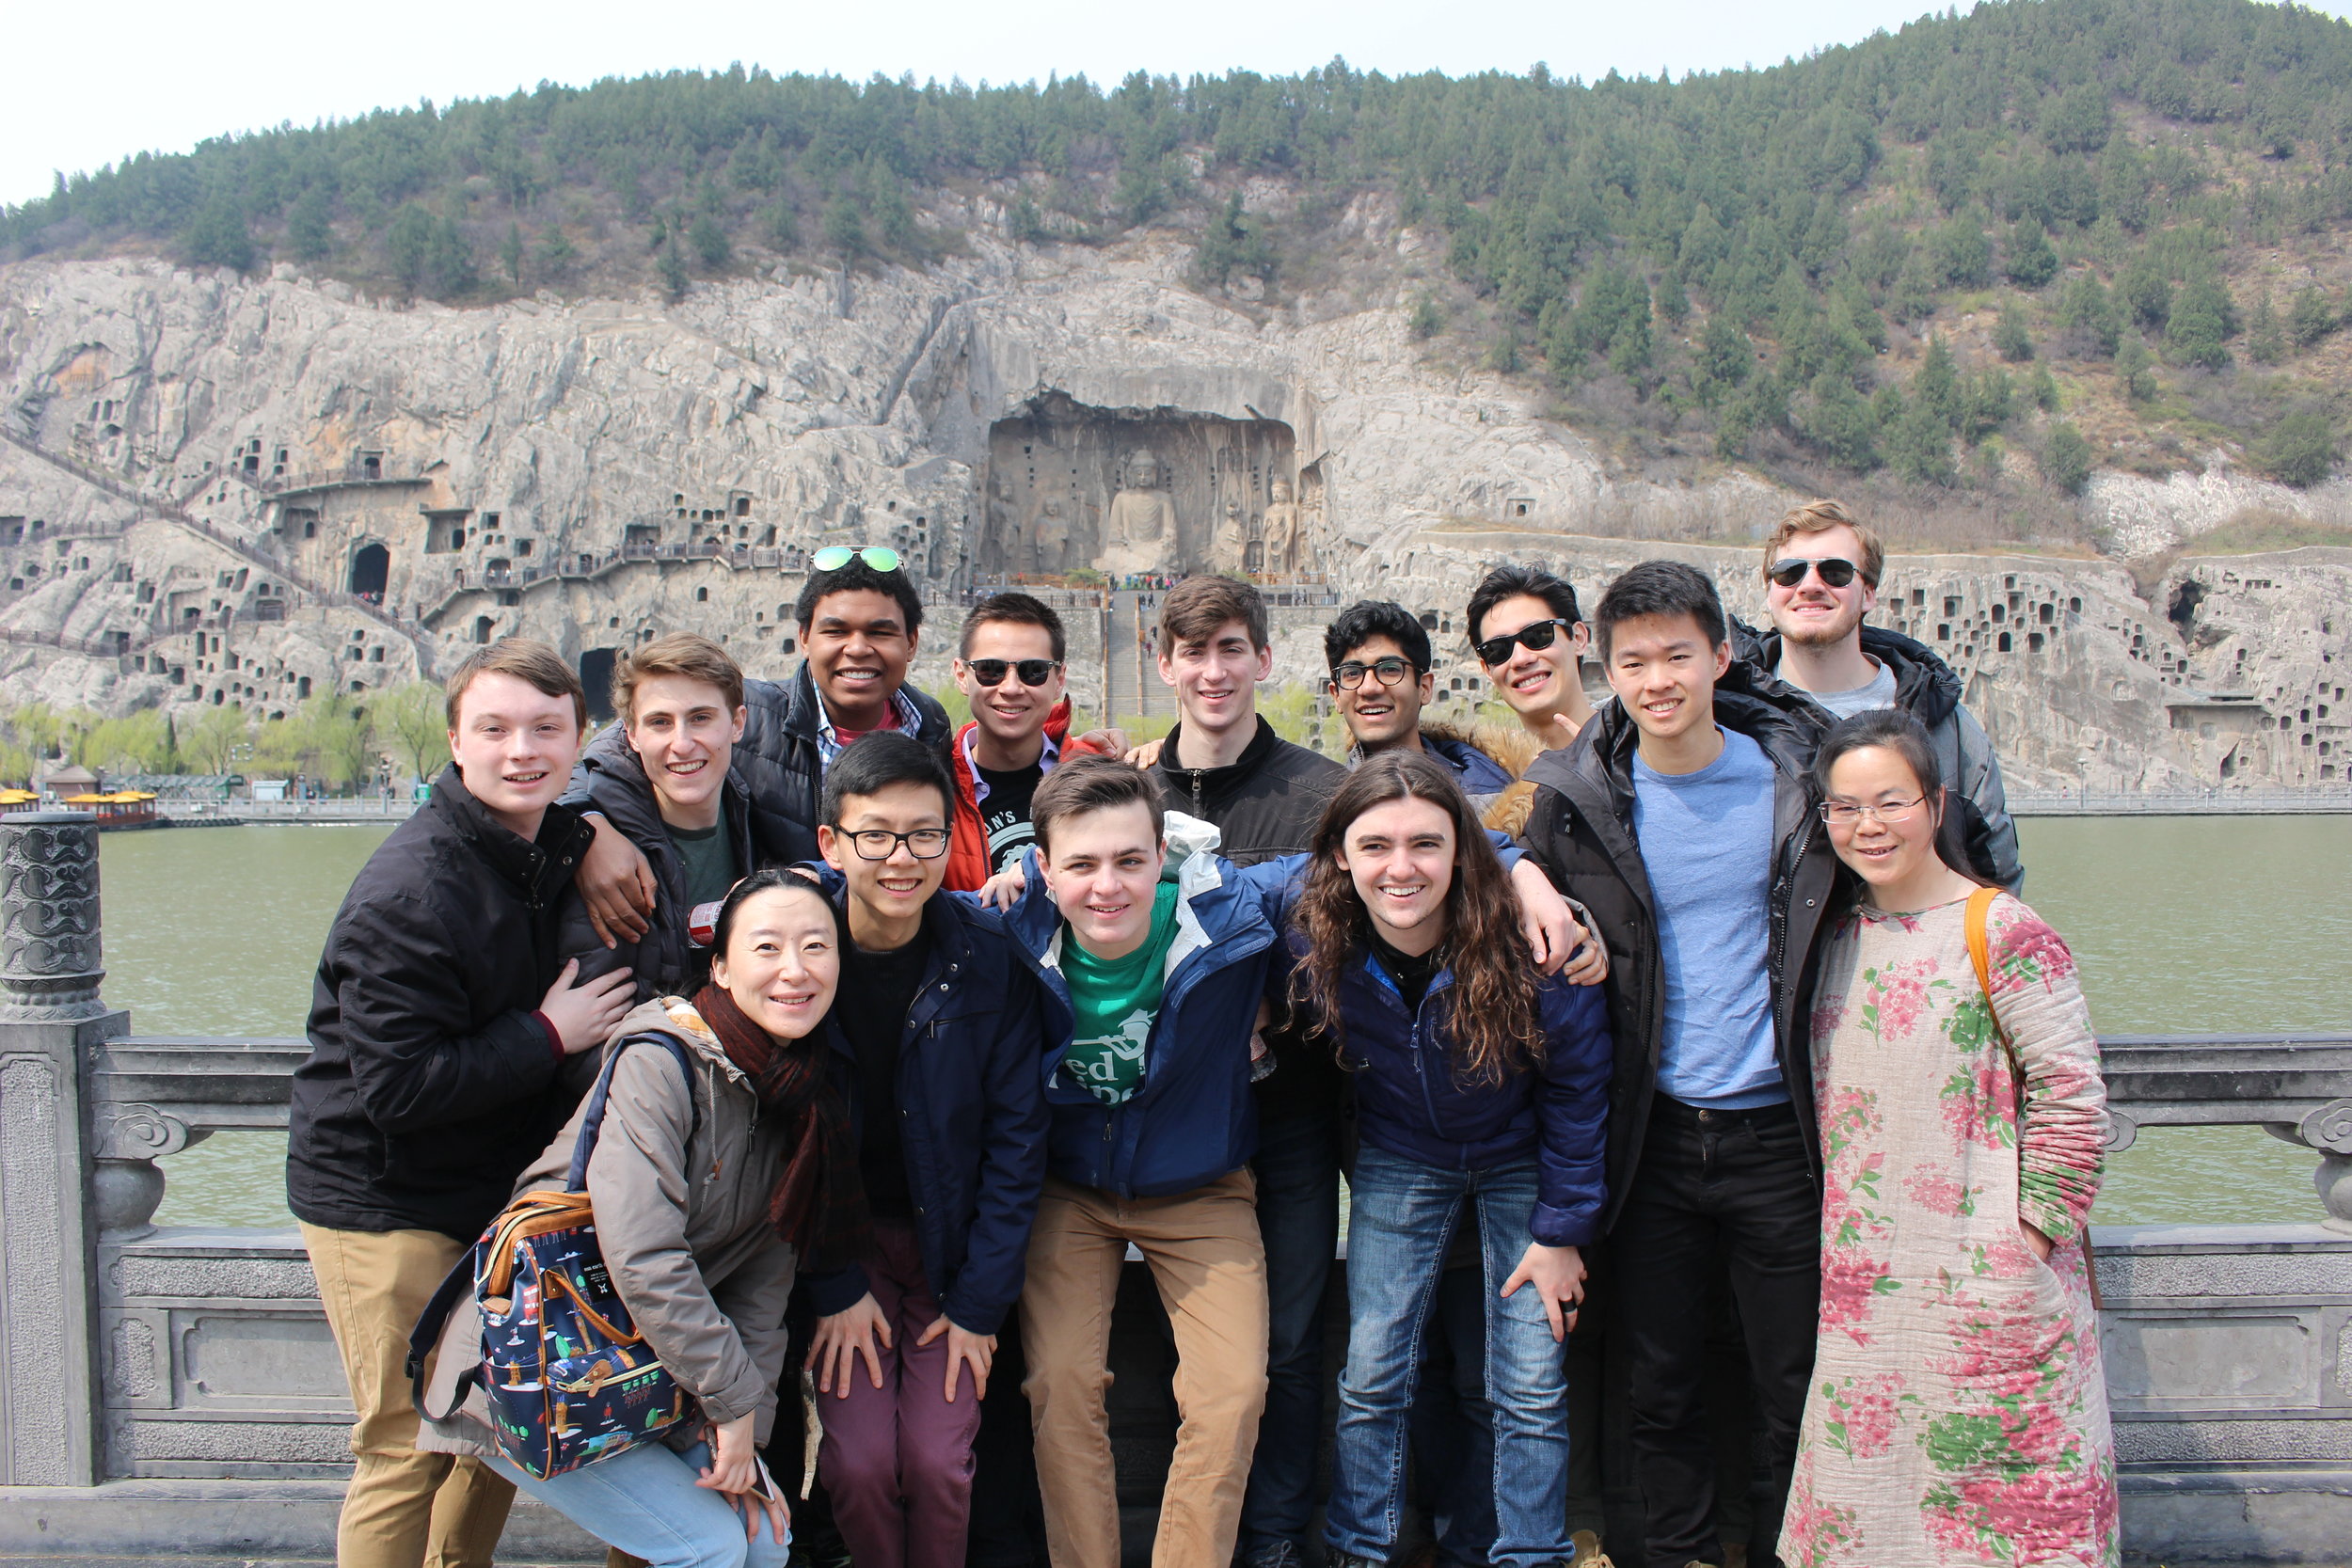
1474;617;1575;668
1767;556;1860;590
967;657;1062;688
812;545;902;573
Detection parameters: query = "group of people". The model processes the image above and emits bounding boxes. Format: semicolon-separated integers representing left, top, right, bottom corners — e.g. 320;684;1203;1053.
290;499;2116;1568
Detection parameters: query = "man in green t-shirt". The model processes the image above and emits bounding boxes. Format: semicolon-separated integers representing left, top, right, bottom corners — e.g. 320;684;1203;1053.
1058;879;1180;1104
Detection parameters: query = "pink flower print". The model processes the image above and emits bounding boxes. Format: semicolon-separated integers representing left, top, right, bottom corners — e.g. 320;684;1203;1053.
1820;1243;1898;1341
1924;1453;2108;1566
1822;1371;1904;1458
1904;1169;1976;1218
1780;1473;1859;1568
1941;1056;2015;1150
1857;958;1944;1042
1809;996;1849;1040
1993;913;2078;991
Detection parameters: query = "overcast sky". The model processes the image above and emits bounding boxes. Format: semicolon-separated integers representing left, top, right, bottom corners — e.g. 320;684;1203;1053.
8;0;2350;209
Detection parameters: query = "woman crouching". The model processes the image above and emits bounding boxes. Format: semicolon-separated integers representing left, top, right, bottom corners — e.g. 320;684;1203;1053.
421;870;859;1568
1293;751;1613;1568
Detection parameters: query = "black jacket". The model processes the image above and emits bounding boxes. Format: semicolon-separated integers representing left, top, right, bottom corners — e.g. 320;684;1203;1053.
566;662;954;866
1518;665;1836;1232
1149;715;1344;1119
1732;621;2023;890
289;766;596;1241
564;741;766;999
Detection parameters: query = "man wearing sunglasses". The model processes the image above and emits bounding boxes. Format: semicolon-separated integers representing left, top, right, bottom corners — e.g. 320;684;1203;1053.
1467;565;1598;752
568;545;956;949
1745;499;2021;888
945;592;1120;895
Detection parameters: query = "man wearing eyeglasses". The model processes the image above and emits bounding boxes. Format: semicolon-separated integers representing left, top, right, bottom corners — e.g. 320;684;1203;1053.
568;545;957;948
1747;499;2021;888
1325;599;1518;815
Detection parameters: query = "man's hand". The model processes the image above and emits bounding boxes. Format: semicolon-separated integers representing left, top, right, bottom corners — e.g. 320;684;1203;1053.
976;863;1028;911
1559;898;1609;988
1073;727;1131;757
807;1292;892;1397
1501;1242;1586;1342
914;1315;997;1402
577;815;658;947
1540;712;1585;751
1507;858;1585;977
696;1410;787;1544
540;959;636;1054
1124;736;1167;768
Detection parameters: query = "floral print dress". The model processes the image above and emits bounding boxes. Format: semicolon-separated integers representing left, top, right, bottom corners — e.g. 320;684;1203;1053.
1780;892;2118;1568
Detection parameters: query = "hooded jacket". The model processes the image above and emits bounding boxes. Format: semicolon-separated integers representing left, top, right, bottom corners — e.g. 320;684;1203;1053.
566;662;953;867
1733;621;2022;890
1345;721;1521;816
290;765;596;1241
418;996;803;1457
797;890;1051;1334
944;699;1116;893
1518;664;1836;1231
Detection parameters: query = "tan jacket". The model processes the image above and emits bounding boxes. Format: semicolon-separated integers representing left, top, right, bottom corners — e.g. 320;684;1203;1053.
419;996;800;1455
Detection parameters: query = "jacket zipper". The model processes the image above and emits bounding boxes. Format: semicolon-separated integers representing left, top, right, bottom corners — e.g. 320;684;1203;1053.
1188;768;1205;816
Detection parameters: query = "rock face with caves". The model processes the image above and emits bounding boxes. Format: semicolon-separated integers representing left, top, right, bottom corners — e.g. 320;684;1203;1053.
0;230;2345;788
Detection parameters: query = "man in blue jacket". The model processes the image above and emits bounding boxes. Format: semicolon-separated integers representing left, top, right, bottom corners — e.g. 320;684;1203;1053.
793;732;1051;1568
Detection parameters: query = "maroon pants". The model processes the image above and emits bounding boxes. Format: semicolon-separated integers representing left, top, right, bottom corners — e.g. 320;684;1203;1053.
818;1221;986;1568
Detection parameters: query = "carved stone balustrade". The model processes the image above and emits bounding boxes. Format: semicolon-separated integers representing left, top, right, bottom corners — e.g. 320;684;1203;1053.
89;1036;309;1236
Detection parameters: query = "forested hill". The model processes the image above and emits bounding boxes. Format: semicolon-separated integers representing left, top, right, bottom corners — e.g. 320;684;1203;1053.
10;0;2352;504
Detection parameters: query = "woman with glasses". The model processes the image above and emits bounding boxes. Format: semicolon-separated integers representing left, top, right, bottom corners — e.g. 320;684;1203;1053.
1782;708;2115;1568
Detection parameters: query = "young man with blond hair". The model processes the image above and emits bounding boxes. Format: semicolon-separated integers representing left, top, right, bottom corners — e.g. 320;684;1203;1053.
1744;498;2021;887
289;639;635;1568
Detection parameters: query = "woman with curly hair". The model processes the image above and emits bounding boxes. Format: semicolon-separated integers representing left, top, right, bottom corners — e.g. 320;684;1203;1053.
1781;708;2116;1568
1287;750;1613;1568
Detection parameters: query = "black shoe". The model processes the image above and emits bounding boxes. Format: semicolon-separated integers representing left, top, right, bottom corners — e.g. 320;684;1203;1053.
1241;1546;1310;1568
1321;1552;1381;1568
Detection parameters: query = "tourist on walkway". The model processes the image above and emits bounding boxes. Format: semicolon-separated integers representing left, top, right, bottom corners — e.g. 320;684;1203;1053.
1520;562;1836;1568
798;733;1051;1568
421;870;843;1568
289;640;636;1568
1289;752;1612;1568
1780;708;2115;1568
1738;499;2022;889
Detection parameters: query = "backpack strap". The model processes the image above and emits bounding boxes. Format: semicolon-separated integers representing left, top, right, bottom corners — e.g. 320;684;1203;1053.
1964;885;2001;1016
405;1247;485;1420
565;1031;700;1193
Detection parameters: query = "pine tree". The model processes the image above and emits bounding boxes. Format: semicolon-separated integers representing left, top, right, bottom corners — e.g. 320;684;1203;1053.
2165;276;2235;370
2116;334;2158;402
184;196;254;273
2002;220;2058;289
500;223;524;286
2289;284;2337;351
657;240;690;302
1913;336;1961;430
287;189;334;263
2042;423;2092;495
689;213;732;269
1994;301;2035;362
2248;291;2285;365
533;227;578;281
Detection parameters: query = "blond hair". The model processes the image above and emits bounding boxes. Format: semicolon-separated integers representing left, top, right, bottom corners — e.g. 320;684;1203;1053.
613;633;745;727
1763;499;1884;590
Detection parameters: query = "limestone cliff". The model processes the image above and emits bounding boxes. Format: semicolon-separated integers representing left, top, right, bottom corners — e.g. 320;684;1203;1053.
0;233;2344;789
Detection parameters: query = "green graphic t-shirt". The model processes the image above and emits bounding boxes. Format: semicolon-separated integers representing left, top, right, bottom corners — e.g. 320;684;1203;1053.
1059;881;1181;1106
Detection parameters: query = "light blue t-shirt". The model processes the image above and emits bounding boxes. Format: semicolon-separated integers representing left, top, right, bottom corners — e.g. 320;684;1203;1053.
1631;727;1788;1109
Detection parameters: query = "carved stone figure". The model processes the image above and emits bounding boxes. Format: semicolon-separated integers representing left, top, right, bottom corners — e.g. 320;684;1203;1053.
1261;478;1304;577
1213;499;1250;574
1030;497;1071;576
1099;450;1178;574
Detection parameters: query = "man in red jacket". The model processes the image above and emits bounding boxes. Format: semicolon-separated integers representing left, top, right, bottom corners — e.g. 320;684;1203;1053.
945;592;1119;894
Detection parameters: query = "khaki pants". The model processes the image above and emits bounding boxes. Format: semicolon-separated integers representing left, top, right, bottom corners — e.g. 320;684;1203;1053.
1020;1170;1269;1568
302;1222;515;1568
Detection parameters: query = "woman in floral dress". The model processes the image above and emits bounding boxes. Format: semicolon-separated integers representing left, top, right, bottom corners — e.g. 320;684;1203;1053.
1780;709;2117;1568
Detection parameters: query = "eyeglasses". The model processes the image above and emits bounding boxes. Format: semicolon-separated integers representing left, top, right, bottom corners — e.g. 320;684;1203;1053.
1474;617;1575;668
968;657;1062;688
812;546;902;574
1819;797;1928;828
836;827;951;860
1767;557;1861;590
1331;657;1416;690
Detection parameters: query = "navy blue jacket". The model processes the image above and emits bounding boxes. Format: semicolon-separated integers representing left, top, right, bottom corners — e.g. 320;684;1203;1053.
802;888;1051;1335
994;836;1298;1198
1425;735;1516;797
1305;941;1613;1246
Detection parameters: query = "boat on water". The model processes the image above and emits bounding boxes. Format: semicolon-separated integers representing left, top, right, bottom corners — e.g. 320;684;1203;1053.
57;788;161;829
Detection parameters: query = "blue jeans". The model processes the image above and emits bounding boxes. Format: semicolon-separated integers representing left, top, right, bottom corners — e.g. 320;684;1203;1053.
483;1438;792;1568
1326;1146;1573;1568
1239;1101;1342;1556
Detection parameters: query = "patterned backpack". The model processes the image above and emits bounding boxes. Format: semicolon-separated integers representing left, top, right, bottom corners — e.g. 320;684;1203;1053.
409;1032;701;1479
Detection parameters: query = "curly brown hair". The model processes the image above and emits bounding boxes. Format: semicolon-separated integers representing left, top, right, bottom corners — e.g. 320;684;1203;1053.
1290;750;1543;1086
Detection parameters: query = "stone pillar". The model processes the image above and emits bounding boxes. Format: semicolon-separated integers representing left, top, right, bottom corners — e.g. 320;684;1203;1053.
0;811;124;1486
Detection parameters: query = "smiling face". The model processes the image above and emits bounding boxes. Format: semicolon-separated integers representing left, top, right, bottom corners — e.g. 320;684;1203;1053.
1603;610;1731;750
1159;616;1271;739
818;779;949;942
803;588;917;723
1766;521;1878;650
956;619;1065;750
1822;744;1945;891
447;671;582;838
1039;800;1167;962
1336;796;1457;956
709;885;841;1041
1331;634;1432;751
626;673;745;831
1477;593;1589;721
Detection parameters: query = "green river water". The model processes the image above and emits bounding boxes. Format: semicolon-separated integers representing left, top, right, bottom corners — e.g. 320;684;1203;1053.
101;816;2352;1230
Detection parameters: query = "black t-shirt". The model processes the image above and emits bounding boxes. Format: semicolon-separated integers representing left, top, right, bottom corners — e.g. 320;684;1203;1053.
1368;928;1448;1017
834;930;932;1220
976;762;1043;874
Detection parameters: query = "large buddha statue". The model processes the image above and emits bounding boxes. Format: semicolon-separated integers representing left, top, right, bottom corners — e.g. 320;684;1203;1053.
1261;478;1305;576
1099;449;1178;574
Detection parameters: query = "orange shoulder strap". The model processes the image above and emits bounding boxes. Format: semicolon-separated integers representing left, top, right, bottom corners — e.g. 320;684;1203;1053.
1964;885;2001;1016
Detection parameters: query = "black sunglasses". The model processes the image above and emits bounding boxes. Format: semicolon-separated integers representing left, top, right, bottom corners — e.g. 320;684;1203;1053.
1767;557;1860;590
967;657;1062;688
1330;656;1416;690
1474;617;1575;668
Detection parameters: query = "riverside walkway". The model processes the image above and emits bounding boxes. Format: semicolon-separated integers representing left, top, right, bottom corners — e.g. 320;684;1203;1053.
0;809;2344;1563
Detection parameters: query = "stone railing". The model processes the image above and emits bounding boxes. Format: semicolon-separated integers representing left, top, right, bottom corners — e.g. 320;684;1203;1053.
0;808;2345;1560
